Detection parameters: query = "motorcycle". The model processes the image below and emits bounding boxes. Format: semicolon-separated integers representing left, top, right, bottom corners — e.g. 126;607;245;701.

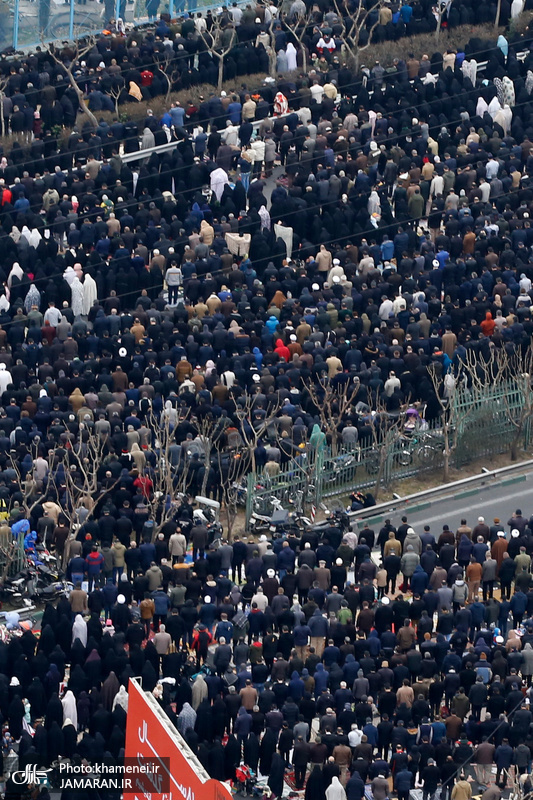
227;477;248;507
194;496;223;547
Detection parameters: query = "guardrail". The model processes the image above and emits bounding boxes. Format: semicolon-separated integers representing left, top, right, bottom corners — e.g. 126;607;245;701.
120;113;280;163
347;458;533;529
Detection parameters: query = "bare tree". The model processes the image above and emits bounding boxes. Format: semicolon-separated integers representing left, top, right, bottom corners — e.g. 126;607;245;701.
159;50;180;104
8;446;56;519
46;36;99;128
281;8;312;74
216;446;252;540
433;0;449;41
47;425;121;528
332;0;383;73
364;393;409;501
303;375;361;456
476;347;533;462
426;350;499;481
108;84;123;117
230;395;282;473
190;411;226;497
427;362;465;482
141;410;192;539
198;20;237;93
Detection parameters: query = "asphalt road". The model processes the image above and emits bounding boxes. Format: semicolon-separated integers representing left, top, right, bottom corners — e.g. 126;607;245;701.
363;468;533;535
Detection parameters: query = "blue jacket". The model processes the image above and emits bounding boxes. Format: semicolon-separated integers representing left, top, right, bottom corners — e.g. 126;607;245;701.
152;590;170;615
363;722;378;745
294;624;311;647
215;620;233;642
495;743;513;768
511;591;527;614
410;564;429;595
314;663;329;697
472;542;488;562
308;610;328;637
12;519;30;540
323;645;340;667
139;542;156;570
343;654;360;684
288;671;305;701
277;547;296;571
234;708;252;736
395;770;413;792
346;773;365;800
457;535;473;562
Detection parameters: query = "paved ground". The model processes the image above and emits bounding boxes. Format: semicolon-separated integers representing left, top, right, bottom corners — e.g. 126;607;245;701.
359;467;533;534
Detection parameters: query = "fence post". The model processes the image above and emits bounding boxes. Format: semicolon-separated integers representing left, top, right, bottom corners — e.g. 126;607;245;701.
69;0;75;40
314;447;324;508
245;471;254;530
13;0;19;50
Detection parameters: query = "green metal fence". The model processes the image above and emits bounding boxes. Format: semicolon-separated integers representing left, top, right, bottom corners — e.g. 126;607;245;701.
0;530;25;578
244;381;532;528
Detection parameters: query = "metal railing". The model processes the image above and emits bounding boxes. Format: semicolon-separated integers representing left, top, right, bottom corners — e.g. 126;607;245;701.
0;529;25;577
12;0;246;49
244;381;530;527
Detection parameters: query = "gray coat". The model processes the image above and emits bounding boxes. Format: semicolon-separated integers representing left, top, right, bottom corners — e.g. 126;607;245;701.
482;557;498;582
400;548;419;577
404;530;422;555
522;643;533;676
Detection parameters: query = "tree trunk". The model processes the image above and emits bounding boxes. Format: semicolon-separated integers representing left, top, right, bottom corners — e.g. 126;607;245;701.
70;72;98;128
373;451;386;501
443;448;450;482
201;446;211;496
224;501;236;542
217;57;224;93
269;49;276;75
510;432;520;461
441;421;453;482
435;12;441;41
495;0;502;28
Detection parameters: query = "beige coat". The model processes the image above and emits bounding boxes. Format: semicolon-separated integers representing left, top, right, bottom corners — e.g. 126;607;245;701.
451;782;472;800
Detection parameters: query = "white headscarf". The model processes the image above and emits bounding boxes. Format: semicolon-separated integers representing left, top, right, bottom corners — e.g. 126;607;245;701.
61;689;78;730
7;263;23;288
326;777;347;800
72;613;87;648
28;228;42;249
112;685;129;712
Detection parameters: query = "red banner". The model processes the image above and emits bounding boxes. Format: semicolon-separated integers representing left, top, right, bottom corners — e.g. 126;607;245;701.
124;678;234;800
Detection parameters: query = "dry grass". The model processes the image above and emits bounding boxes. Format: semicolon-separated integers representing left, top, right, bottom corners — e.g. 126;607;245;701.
82;75;269;128
510;8;533;34
360;23;500;69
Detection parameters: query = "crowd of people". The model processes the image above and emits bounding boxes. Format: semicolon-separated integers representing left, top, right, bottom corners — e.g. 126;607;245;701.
0;1;531;799
8;507;533;800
